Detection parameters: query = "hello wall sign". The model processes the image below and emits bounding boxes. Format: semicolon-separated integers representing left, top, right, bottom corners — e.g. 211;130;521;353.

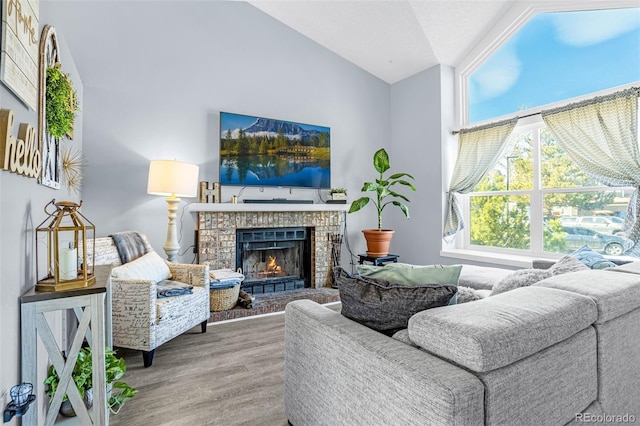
0;108;41;178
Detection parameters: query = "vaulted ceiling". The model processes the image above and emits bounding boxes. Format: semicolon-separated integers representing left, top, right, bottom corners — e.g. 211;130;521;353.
249;1;515;83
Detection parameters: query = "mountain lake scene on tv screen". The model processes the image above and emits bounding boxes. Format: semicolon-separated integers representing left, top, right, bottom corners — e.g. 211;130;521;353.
219;112;331;188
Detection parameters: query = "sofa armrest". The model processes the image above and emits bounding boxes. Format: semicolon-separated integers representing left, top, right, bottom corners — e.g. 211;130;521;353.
167;263;209;288
535;269;640;323
110;278;157;349
285;300;484;426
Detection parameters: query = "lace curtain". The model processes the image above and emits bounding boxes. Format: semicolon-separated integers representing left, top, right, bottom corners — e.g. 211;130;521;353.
443;119;517;242
542;87;640;254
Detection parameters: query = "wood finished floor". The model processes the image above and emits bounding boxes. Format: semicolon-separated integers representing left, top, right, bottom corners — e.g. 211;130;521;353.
110;304;340;426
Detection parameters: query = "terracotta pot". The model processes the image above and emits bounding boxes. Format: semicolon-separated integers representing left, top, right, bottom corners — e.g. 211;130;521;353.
362;229;395;257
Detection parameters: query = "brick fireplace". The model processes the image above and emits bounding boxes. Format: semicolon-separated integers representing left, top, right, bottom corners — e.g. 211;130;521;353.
190;204;348;290
236;226;311;294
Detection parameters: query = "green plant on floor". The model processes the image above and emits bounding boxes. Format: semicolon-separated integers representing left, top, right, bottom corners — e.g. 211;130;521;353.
348;148;416;230
45;64;79;139
44;347;138;414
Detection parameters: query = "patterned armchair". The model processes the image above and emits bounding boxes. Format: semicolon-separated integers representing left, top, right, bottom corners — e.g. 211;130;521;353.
84;234;210;367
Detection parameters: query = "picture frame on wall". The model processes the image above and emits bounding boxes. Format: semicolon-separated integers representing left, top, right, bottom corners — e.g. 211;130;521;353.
0;0;39;110
38;25;61;189
219;112;331;190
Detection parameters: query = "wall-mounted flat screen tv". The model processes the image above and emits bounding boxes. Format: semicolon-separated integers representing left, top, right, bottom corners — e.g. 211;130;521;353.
219;112;330;189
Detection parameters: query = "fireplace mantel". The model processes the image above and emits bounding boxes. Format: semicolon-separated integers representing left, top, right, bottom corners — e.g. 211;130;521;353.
187;203;349;213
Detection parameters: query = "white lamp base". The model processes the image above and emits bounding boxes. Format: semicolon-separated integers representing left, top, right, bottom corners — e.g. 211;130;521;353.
163;196;181;262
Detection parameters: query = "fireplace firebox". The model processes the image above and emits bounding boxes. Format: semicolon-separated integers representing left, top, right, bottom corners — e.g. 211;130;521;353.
236;227;312;294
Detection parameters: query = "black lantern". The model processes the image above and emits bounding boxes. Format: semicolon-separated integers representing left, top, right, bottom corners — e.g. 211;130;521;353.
35;199;96;291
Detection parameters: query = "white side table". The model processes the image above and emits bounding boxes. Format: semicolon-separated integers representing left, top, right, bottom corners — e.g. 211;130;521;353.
20;266;112;426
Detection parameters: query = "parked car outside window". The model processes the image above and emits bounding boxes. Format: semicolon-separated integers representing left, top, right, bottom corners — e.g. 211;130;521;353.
559;216;624;236
562;226;626;255
560;216;578;225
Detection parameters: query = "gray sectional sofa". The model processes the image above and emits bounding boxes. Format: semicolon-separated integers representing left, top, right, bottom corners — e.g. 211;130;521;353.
284;264;640;425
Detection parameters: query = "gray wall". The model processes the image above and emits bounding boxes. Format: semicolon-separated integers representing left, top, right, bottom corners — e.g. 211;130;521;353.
42;1;393;271
0;10;83;418
388;65;446;265
0;1;452;414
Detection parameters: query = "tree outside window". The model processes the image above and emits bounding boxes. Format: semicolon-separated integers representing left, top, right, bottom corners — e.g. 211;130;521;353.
468;126;630;256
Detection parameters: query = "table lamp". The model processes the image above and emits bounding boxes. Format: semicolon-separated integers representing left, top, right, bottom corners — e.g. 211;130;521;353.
147;159;199;262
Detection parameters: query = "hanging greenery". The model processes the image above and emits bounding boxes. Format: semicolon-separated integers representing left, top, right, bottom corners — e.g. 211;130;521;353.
45;64;78;139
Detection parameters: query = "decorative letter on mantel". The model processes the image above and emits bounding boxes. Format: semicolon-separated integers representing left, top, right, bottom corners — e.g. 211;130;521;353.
0;108;41;178
0;0;39;110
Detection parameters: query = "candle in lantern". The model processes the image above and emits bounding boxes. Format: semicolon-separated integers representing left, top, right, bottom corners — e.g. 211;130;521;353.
59;243;77;280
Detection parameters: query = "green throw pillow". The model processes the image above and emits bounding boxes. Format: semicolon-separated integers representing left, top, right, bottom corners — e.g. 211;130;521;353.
357;263;462;304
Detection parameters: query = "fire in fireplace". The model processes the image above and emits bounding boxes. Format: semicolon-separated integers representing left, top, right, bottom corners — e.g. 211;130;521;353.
236;227;312;294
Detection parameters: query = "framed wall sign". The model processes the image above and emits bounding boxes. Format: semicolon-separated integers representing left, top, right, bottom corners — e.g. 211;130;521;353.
0;0;39;110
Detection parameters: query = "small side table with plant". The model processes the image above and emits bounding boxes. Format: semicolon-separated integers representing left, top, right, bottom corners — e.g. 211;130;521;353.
44;347;137;417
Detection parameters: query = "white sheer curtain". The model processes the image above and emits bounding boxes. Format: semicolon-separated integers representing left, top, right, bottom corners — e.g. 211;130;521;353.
443;119;517;243
542;87;640;254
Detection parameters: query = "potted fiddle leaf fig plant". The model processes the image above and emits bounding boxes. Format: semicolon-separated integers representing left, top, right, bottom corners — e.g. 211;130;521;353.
44;347;138;417
348;148;416;257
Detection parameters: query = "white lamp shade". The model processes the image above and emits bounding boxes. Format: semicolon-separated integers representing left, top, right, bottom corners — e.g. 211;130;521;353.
147;160;199;197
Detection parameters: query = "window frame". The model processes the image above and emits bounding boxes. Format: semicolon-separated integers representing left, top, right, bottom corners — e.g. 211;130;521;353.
444;1;639;266
460;116;634;258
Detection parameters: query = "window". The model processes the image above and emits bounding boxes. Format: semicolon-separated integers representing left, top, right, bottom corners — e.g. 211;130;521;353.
465;119;632;257
466;7;640;124
452;3;639;261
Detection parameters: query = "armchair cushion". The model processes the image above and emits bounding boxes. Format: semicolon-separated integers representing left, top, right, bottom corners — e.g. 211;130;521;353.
111;251;171;282
156;287;208;324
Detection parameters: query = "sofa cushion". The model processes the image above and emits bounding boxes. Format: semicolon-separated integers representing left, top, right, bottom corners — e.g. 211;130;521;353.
336;268;457;336
458;264;513;290
357;263;461;304
111;251;171;282
534;269;640;323
605;260;640;275
408;286;597;372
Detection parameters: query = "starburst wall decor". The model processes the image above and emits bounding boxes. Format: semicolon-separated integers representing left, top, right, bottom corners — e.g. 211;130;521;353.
61;147;84;194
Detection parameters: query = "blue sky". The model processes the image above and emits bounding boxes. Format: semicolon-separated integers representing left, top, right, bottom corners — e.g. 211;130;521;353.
469;7;640;123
